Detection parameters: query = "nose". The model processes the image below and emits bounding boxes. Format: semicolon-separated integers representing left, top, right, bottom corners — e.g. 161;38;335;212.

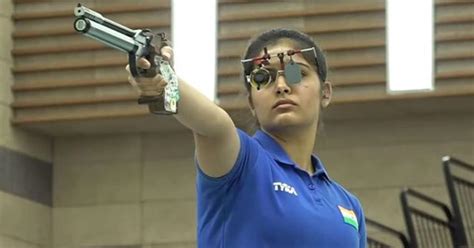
274;71;291;95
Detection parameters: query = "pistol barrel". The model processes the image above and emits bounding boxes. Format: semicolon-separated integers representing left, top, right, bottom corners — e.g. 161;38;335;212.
74;3;136;37
74;17;137;53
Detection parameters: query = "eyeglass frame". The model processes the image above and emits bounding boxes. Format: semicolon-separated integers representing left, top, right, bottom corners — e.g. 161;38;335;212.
241;47;320;90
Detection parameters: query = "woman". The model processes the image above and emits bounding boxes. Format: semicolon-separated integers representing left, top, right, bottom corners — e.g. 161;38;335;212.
127;28;366;248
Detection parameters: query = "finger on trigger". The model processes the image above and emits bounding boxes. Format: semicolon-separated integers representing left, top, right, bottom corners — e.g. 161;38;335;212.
137;58;151;69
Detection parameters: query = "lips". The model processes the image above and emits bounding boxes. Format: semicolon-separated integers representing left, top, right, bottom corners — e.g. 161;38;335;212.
273;99;297;109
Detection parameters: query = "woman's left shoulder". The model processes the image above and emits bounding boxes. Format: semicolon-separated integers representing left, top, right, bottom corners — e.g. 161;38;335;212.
329;180;364;212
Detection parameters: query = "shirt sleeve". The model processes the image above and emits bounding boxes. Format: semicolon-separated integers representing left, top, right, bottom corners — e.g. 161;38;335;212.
195;128;259;189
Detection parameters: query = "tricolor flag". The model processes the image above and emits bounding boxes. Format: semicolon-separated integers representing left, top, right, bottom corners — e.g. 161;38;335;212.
338;205;359;230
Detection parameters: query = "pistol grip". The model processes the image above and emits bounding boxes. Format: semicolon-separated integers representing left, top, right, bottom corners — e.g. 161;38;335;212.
137;95;174;115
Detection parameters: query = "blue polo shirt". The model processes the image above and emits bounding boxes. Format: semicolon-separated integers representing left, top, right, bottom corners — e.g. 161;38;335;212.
196;129;366;248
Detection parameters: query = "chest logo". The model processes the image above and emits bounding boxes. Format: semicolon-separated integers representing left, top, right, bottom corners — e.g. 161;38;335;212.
338;205;359;230
273;182;298;196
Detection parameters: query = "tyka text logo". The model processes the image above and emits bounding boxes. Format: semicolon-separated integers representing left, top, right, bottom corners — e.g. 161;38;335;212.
273;182;298;196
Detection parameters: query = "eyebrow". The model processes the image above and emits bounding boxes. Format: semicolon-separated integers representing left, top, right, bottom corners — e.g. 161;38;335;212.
297;63;311;69
263;62;311;70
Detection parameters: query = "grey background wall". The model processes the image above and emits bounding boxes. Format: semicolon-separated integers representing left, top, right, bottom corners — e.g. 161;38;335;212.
1;0;473;247
1;0;52;247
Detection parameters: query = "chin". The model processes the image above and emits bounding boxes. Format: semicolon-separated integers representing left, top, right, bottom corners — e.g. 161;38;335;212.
264;112;317;131
265;114;302;130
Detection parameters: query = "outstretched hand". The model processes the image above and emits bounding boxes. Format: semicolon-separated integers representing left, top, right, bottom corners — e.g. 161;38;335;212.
125;46;173;96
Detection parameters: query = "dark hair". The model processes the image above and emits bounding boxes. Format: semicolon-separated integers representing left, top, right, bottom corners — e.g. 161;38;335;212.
242;28;328;92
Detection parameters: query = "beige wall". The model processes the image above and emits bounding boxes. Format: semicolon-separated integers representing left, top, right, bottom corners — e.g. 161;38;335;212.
317;113;474;243
0;191;51;248
0;0;51;163
52;111;473;247
53;130;196;248
0;0;52;247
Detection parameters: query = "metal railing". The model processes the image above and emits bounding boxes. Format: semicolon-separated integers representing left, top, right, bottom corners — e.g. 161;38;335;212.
400;188;460;248
366;218;410;248
443;156;473;248
368;237;391;248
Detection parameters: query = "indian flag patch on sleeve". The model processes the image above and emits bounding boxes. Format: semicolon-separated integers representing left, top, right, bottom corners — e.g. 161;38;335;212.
338;205;359;230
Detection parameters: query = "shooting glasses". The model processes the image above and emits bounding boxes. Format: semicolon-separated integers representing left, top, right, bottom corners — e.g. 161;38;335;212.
241;47;318;90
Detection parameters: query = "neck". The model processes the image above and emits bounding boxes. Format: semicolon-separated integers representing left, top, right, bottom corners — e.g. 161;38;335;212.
264;123;318;175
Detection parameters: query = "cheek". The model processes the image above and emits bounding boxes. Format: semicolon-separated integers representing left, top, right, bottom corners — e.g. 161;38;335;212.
299;83;320;105
250;92;271;115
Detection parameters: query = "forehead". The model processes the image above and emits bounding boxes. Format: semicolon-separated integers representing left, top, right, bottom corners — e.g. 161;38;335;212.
256;42;311;66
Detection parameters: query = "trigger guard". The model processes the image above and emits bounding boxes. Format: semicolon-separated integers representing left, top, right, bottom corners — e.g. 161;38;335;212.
129;52;140;78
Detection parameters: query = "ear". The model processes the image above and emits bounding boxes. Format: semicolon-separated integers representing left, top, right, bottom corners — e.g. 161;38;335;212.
321;81;332;108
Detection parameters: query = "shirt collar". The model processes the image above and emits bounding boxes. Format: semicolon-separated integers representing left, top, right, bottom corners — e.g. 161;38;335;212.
253;129;331;180
312;155;331;180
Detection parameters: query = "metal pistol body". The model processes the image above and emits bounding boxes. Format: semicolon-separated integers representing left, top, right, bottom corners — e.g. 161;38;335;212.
73;3;179;114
